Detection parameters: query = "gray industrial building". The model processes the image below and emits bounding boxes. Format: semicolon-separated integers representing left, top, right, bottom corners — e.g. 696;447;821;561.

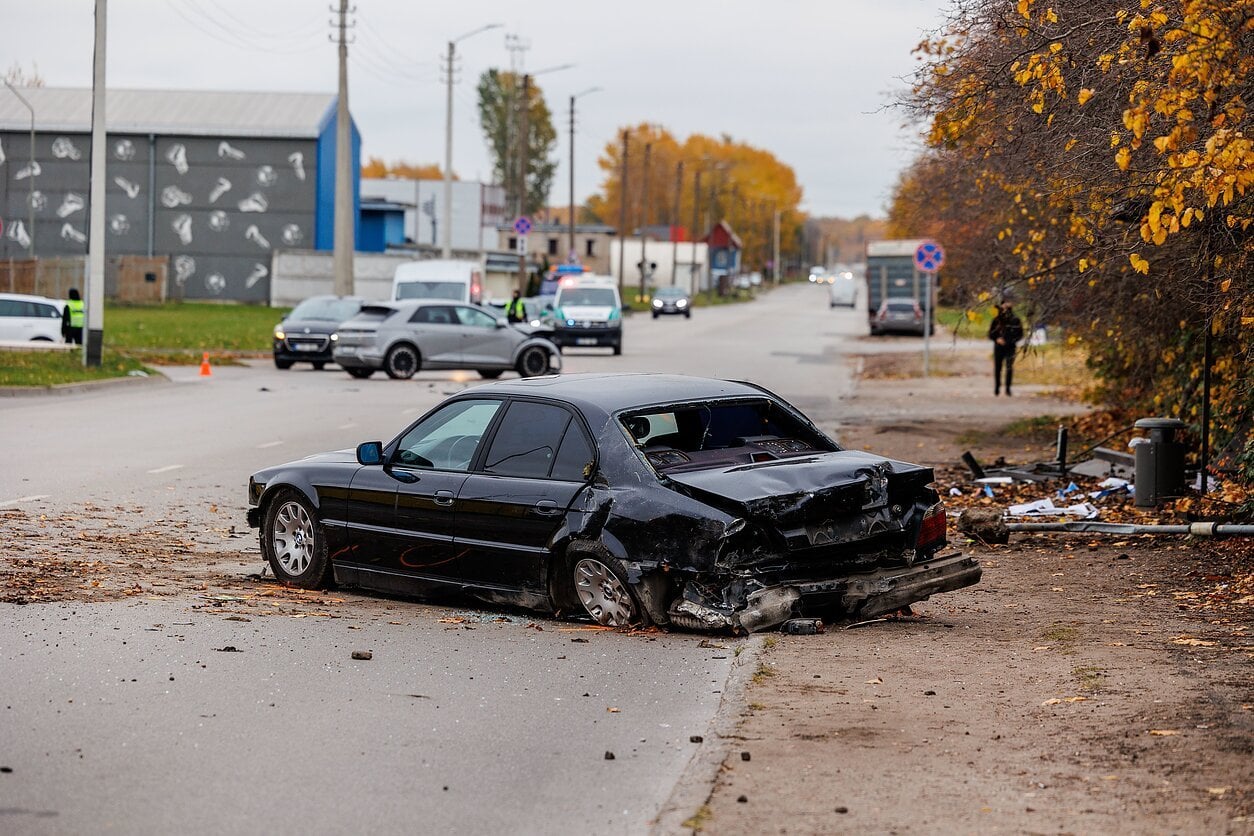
0;87;359;302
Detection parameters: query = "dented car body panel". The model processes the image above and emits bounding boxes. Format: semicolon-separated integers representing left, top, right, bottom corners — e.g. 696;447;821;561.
246;373;980;632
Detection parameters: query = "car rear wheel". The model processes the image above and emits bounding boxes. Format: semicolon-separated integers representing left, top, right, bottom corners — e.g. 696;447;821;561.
274;358;294;370
384;344;420;380
262;489;331;588
478;369;504;379
312;361;326;371
516;345;549;377
346;367;374;379
572;553;640;627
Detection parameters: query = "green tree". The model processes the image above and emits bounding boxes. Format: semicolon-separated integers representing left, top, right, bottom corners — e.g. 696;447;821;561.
476;69;558;217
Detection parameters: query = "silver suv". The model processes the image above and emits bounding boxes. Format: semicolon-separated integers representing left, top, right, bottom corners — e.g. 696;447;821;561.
332;300;562;380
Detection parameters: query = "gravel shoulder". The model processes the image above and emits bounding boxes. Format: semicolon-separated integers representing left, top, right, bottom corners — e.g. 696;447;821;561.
692;347;1253;834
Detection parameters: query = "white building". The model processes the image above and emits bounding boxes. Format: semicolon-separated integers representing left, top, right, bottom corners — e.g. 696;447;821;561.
361;177;505;252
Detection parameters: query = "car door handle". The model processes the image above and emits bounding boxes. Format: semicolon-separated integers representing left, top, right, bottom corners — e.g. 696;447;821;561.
433;490;455;507
532;500;562;517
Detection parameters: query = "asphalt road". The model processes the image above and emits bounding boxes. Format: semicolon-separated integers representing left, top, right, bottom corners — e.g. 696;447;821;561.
0;281;866;834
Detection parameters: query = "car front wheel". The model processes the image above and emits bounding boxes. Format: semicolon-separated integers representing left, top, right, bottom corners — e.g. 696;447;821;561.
478;369;504;379
262;489;331;588
274;358;294;370
572;553;640;627
346;367;374;379
516;345;549;377
384;344;420;379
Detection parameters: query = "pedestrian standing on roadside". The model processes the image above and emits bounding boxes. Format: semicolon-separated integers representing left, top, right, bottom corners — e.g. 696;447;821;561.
505;289;526;324
62;288;84;345
988;300;1023;396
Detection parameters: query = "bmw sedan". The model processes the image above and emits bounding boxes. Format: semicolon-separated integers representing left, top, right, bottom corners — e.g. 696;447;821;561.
246;374;979;633
332;300;562;380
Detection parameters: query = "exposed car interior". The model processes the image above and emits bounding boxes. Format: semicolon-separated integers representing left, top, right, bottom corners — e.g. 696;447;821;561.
623;399;836;473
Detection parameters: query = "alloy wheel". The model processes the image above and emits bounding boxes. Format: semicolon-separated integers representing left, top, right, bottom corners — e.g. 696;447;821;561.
574;557;636;626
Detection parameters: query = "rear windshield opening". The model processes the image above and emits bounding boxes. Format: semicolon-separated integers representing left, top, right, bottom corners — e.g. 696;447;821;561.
396;281;465;301
557;287;617;307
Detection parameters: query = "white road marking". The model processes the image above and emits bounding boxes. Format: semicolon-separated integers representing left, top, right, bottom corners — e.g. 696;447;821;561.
338;422;358;430
256;441;284;449
146;465;184;474
402;407;423;415
0;494;49;508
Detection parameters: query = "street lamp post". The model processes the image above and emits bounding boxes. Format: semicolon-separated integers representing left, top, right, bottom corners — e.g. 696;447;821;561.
567;86;601;260
442;23;501;259
3;80;35;255
514;63;572;293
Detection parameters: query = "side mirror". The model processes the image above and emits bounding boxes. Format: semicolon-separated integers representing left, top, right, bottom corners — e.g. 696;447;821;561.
356;441;384;466
495;317;508;329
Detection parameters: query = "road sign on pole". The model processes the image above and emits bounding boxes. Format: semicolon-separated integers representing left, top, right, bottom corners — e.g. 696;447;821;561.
513;216;532;236
914;241;944;377
516;235;528;254
914;240;945;272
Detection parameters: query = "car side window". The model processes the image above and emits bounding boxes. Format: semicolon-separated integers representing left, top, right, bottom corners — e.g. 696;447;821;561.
453;306;497;329
551;423;595;481
482;401;572;478
411;305;456;325
0;299;22;317
393;399;502;471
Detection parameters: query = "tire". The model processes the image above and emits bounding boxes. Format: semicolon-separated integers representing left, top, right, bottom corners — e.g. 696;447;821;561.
612;339;622;356
652;311;659;319
516;345;549;378
478;369;504;379
312;361;326;371
569;550;643;628
684;311;691;319
261;489;331;589
274;358;294;370
346;367;374;379
384;344;420;380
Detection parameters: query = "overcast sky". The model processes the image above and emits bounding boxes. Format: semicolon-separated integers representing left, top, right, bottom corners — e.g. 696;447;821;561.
3;0;951;218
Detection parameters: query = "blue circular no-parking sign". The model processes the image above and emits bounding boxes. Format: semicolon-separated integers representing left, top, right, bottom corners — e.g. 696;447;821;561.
915;240;945;272
513;216;532;236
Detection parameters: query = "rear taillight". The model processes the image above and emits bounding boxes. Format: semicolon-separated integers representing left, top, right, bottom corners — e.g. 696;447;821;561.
916;502;947;552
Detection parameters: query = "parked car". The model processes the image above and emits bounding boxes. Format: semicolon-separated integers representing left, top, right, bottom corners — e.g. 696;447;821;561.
273;295;367;370
331;299;562;380
246;374;979;633
0;292;65;343
870;299;927;336
651;286;691;318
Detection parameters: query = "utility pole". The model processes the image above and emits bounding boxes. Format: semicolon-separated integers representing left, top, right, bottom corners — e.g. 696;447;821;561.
442;24;501;259
504;34;528;219
616;129;629;292
773;207;781;285
517;74;531;219
567;87;601;260
690;169;701;295
671;160;683;285
638;142;651;303
332;0;355;296
85;0;107;367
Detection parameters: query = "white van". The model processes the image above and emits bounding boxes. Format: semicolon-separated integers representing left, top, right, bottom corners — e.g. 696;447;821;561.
0;292;65;342
551;273;623;355
392;259;483;305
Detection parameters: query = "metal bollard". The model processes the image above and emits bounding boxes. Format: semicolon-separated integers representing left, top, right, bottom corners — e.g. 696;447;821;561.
1132;418;1188;508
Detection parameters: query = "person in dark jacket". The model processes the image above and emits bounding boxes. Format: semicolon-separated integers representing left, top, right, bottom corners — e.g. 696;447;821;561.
988;300;1024;396
62;288;84;345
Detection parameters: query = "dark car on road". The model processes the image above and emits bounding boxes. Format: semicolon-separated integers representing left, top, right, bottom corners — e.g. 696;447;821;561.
331;300;562;380
651;286;692;319
247;374;979;633
870;298;928;336
273;295;367;370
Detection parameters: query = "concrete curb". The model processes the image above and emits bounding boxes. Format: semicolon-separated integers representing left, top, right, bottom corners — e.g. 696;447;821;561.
651;635;765;835
0;371;170;398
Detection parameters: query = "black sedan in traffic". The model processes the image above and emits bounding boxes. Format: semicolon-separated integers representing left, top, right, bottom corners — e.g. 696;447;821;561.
273;295;368;370
246;374;979;632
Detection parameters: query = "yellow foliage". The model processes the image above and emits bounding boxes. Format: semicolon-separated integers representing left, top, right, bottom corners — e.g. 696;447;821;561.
1129;253;1150;273
1078;88;1094;105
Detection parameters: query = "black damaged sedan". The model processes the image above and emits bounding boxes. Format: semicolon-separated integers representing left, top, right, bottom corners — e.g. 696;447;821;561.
246;374;979;632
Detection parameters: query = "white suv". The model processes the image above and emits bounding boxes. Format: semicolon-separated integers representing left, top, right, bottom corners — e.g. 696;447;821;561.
0;293;65;342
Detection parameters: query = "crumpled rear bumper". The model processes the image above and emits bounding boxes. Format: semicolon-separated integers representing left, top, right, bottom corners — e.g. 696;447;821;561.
667;552;981;633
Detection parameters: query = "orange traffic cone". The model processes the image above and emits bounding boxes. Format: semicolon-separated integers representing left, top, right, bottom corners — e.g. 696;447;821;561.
199;352;212;377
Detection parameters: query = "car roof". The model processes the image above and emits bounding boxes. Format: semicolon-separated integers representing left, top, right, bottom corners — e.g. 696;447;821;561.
0;292;63;303
463;373;771;416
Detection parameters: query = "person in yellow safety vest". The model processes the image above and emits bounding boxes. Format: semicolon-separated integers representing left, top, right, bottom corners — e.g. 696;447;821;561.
505;289;526;324
62;288;84;345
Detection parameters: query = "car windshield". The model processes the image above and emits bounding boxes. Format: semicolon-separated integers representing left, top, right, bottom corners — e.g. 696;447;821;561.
289;298;361;321
396;281;465;301
655;288;685;299
558;287;617;307
354;305;400;322
620;398;834;471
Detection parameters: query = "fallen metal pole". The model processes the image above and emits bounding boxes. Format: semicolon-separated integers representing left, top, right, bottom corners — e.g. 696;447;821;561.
1005;521;1254;537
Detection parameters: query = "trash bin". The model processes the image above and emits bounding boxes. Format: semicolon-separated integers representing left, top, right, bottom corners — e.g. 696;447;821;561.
1132;417;1188;508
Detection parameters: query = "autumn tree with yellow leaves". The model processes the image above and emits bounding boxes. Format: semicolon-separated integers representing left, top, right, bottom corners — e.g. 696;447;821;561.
584;125;805;274
894;0;1254;483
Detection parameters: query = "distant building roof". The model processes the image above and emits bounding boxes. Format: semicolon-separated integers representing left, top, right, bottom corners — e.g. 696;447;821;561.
0;87;336;138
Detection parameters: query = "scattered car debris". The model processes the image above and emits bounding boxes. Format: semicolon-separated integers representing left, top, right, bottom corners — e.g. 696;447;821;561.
689;735;704;743
780;618;824;635
957;508;1010;544
214;646;242;653
604;751;615;760
351;650;372;660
